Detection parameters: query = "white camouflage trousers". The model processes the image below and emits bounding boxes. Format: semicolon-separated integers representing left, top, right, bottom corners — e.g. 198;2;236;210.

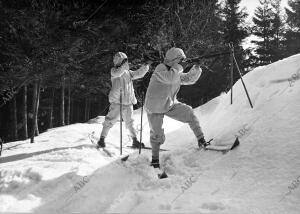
147;103;204;159
101;103;137;138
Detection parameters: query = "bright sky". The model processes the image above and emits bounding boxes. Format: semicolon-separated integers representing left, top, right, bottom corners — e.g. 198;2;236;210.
240;0;290;21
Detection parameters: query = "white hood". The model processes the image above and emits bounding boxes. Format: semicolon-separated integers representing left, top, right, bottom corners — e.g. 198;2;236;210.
163;47;186;67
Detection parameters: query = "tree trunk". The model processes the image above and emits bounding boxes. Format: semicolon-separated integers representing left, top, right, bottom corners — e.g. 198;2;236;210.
12;96;18;140
70;97;74;124
22;85;28;139
30;79;41;143
84;98;90;121
88;99;91;120
77;101;80;122
66;80;71;125
30;81;37;143
84;98;87;121
31;80;37;141
35;80;40;135
61;71;65;126
49;88;55;129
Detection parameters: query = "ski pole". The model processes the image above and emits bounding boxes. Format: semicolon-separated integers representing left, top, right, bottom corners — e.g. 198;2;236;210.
233;53;253;108
230;43;234;105
120;89;123;155
139;92;144;154
230;44;253;108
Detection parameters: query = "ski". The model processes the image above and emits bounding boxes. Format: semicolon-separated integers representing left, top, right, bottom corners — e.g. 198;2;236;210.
88;133;133;162
87;132;168;167
126;145;168;152
120;155;129;161
156;139;238;179
202;137;240;154
96;145;113;157
88;133;113;157
151;165;168;179
158;170;168;179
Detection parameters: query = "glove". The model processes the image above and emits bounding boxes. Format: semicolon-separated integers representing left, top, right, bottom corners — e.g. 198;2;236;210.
194;63;201;70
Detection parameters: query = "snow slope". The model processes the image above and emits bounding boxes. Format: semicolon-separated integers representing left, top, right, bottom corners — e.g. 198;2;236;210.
1;54;300;213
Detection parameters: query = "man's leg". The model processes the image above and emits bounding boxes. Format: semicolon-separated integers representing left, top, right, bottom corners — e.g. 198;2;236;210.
122;105;145;147
147;113;165;163
122;105;137;138
165;103;204;140
100;104;120;138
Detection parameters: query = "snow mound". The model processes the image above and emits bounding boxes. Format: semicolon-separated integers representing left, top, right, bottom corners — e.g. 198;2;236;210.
0;54;300;213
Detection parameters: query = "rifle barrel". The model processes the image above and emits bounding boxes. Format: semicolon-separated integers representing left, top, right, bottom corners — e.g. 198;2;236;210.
185;50;242;63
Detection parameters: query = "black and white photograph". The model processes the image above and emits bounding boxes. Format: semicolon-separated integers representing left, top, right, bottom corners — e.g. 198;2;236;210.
0;0;299;213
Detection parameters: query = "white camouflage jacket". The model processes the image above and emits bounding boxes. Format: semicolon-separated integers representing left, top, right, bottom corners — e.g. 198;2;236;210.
145;63;202;113
108;64;149;105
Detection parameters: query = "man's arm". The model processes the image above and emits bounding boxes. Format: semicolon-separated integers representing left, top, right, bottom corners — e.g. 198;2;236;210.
130;64;150;80
111;65;126;78
180;65;202;85
153;64;183;84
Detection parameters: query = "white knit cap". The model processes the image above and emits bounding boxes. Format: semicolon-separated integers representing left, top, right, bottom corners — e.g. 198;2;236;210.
163;47;186;66
113;52;128;66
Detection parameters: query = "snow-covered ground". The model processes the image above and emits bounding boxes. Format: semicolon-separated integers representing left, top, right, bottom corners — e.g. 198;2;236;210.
1;54;300;213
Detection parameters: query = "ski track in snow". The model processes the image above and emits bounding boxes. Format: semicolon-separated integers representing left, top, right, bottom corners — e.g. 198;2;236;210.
1;54;300;213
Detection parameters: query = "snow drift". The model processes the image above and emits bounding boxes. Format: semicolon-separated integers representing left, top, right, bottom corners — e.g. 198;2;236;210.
0;54;300;213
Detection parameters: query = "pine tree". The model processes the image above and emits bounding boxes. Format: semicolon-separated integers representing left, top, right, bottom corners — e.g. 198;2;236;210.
252;0;274;65
269;0;285;61
252;0;285;65
222;0;249;89
284;0;300;56
223;0;249;46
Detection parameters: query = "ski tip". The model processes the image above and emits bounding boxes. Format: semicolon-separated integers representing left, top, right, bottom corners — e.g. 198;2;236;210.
235;137;240;145
158;171;168;179
121;155;129;162
231;137;240;150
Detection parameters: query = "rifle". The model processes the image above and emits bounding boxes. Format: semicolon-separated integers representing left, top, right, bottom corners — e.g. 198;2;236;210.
138;50;242;88
183;50;242;64
182;50;243;74
144;50;241;66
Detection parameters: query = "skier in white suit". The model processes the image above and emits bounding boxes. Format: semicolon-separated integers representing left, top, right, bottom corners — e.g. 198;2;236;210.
145;47;209;168
98;52;150;148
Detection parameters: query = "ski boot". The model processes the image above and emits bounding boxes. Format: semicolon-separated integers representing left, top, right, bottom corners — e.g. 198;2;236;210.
150;158;160;168
132;137;145;148
97;137;106;148
198;137;210;149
